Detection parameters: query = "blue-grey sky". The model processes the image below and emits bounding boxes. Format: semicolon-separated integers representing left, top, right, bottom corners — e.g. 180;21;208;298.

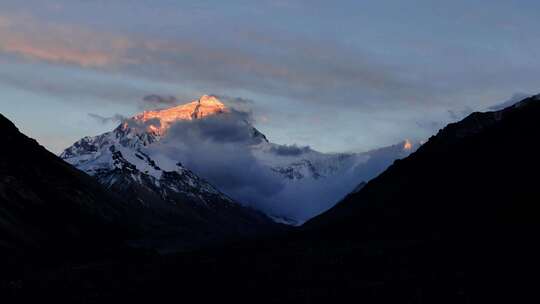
1;0;539;153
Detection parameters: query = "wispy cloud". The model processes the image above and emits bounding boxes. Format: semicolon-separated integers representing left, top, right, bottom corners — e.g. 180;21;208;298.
0;14;133;68
88;113;126;124
142;95;178;107
0;61;153;105
1;6;537;148
3;43;112;67
487;93;533;111
0;12;423;109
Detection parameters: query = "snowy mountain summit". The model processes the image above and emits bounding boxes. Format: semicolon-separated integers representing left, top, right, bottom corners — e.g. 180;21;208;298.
62;95;417;224
60;95;268;209
62;97;226;197
133;95;228;135
60;96;276;248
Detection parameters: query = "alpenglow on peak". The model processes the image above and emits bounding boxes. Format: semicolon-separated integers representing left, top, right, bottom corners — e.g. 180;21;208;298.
133;95;228;135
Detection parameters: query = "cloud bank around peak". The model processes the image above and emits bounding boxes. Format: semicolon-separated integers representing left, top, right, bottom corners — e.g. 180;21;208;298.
144;110;413;223
151;113;285;209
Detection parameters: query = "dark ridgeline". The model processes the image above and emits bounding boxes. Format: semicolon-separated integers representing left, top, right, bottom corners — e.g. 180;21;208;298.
0;114;135;274
3;95;540;303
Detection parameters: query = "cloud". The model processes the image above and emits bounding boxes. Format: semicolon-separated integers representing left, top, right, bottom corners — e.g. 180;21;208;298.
416;105;476;134
211;95;255;112
0;61;153;105
5;7;536;156
416;120;444;131
1;4;539;124
0;16;10;27
164;110;263;145
124;117;162;131
141;110;413;223
216;96;254;105
2;42;112;67
0;12;426;110
0;14;132;68
447;106;474;121
143;95;178;107
150;112;284;202
88;113;126;124
488;93;532;111
269;144;311;156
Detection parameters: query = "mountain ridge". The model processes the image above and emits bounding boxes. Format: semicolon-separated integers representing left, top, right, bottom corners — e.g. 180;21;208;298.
305;94;540;230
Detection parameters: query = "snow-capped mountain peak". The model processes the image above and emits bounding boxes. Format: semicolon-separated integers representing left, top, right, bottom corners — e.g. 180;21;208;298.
61;94;418;225
134;95;228;135
60;96;237;194
58;95;278;249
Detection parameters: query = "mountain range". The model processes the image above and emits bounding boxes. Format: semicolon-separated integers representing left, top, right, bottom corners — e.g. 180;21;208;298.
4;93;539;303
61;95;417;224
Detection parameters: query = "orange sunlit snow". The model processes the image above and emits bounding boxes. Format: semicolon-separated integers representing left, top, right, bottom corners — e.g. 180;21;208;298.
403;139;413;150
134;95;228;135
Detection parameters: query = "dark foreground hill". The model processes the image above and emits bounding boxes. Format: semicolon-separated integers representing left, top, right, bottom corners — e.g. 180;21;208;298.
4;95;540;303
0;114;135;276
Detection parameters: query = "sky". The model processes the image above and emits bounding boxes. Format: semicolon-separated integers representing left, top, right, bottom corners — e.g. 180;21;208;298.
1;0;540;154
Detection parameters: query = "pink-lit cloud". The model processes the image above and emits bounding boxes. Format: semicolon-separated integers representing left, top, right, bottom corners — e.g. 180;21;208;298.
0;12;429;109
0;14;132;67
2;42;113;67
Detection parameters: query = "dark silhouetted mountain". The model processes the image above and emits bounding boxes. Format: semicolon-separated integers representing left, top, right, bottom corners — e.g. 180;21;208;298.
306;94;540;230
0;113;132;272
6;95;540;303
